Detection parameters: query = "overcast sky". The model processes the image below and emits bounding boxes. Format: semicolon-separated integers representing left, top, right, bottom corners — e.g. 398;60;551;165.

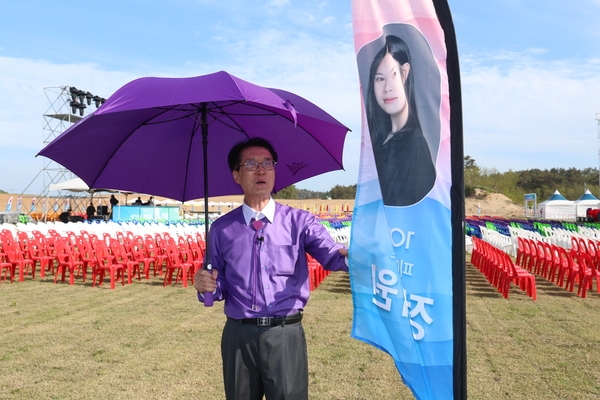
2;0;600;195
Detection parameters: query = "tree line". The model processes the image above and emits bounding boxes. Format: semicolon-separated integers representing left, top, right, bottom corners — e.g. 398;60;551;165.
253;154;600;203
274;184;357;200
465;155;600;203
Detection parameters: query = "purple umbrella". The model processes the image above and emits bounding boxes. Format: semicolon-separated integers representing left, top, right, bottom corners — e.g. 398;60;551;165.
37;71;350;290
39;71;348;201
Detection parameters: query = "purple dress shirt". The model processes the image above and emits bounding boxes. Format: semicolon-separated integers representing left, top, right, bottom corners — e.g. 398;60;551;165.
198;202;348;319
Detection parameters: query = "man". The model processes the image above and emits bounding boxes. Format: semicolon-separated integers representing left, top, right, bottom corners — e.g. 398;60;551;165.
58;208;72;223
109;195;119;208
194;137;348;400
86;202;96;219
109;194;119;220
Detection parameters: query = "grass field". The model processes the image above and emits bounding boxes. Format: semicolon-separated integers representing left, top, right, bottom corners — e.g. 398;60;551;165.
2;260;600;399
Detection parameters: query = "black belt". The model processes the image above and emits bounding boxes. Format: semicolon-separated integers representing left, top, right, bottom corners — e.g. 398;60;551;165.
233;312;303;327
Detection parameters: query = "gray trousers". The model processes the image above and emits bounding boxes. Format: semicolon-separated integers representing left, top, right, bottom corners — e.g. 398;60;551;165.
221;318;308;400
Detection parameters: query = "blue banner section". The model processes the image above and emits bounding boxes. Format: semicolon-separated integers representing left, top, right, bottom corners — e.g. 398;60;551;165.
350;192;452;398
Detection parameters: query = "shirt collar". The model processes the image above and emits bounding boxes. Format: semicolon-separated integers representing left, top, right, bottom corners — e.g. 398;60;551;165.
242;197;275;225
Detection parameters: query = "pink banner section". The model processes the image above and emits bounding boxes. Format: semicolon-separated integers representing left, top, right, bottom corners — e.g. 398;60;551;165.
352;0;451;209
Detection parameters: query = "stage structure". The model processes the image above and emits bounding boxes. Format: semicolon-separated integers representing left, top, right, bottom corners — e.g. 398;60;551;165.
20;86;105;220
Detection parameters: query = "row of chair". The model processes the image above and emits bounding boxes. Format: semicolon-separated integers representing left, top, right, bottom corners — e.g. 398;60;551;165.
1;225;334;292
516;236;600;298
0;228;205;289
471;236;537;300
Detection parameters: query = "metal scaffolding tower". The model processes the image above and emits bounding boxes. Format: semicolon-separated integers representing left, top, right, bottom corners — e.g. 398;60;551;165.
19;86;104;219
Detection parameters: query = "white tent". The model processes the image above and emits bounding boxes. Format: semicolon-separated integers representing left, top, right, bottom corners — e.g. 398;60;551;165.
574;189;600;218
48;178;90;192
48;177;119;194
538;190;576;220
157;199;181;206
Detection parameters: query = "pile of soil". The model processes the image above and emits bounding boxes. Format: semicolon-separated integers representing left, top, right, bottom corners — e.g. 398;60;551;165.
465;188;523;218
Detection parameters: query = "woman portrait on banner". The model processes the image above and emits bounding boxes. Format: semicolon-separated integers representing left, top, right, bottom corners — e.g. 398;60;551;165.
366;34;436;207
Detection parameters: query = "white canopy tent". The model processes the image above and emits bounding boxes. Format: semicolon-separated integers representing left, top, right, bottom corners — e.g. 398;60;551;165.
574;189;600;218
48;177;120;195
48;178;90;192
537;190;576;220
46;177;123;220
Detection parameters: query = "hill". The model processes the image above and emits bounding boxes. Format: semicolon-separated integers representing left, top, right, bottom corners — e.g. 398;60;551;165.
465;188;522;217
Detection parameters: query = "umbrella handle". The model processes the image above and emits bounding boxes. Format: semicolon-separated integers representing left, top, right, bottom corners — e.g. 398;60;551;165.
203;263;214;307
203;292;213;307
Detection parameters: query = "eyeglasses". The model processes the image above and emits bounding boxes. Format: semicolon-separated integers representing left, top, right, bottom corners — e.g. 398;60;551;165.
238;159;277;171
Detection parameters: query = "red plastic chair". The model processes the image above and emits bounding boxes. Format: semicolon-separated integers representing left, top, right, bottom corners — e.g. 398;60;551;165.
31;230;56;278
178;236;201;280
0;238;15;283
586;239;600;272
144;237;165;277
546;244;562;284
54;237;85;285
132;235;156;280
26;235;54;279
476;239;496;285
499;251;537;300
575;251;600;298
564;250;582;293
109;238;140;284
183;236;203;280
3;239;35;282
306;253;324;290
525;239;540;274
92;238;125;289
530;240;547;275
555;246;574;288
515;236;527;267
77;236;97;282
163;244;192;288
571;236;580;252
470;236;482;268
537;241;554;279
577;237;589;254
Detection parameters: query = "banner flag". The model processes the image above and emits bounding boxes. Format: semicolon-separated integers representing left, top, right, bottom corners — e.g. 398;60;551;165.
349;1;465;399
31;197;37;213
6;196;13;212
16;196;22;212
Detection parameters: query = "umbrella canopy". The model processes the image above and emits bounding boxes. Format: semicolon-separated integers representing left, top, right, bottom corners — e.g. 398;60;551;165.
37;71;349;203
38;71;350;276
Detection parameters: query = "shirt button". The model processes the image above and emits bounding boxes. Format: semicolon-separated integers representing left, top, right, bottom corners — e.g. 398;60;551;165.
265;285;269;289
268;304;273;308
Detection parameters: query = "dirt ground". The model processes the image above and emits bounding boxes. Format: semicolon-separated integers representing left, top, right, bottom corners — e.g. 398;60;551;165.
0;187;522;219
0;192;354;219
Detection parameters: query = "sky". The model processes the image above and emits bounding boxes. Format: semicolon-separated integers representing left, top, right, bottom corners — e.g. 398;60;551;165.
2;0;600;196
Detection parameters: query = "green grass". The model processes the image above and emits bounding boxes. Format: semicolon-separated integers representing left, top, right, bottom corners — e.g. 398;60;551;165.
1;262;600;399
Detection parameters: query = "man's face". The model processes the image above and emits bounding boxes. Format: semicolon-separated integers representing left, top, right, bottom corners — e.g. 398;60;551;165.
232;146;276;199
